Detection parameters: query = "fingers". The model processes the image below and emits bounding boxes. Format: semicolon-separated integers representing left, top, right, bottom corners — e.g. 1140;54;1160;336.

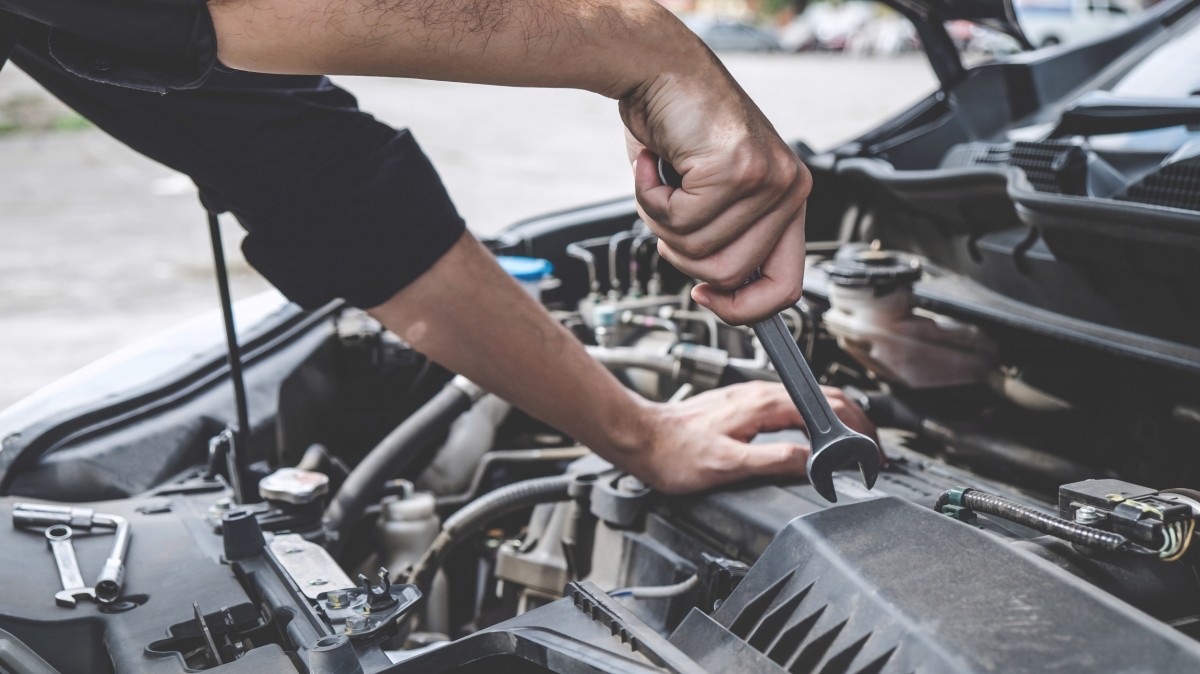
824;385;879;443
705;381;877;444
639;383;878;494
636;150;808;325
736;440;810;481
633;148;673;218
650;436;809;495
693;212;807;324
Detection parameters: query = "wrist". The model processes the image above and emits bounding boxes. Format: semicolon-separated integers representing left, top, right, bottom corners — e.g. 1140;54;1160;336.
590;4;714;100
591;389;662;470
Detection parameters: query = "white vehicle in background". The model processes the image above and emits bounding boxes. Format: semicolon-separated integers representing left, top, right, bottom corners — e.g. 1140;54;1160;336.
1015;0;1141;48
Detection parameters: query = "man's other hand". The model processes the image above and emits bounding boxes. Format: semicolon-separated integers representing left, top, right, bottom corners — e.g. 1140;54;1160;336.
626;381;877;495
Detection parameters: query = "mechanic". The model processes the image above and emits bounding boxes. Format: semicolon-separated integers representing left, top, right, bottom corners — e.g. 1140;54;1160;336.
0;0;875;494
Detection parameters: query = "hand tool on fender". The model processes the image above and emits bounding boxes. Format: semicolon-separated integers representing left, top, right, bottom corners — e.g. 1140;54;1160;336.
14;502;130;604
44;524;99;608
656;157;882;502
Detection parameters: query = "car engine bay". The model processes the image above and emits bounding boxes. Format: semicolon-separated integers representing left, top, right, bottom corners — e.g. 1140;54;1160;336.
3;1;1200;672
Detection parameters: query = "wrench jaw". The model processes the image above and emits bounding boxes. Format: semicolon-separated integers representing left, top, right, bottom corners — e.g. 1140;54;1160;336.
55;587;97;608
805;433;883;504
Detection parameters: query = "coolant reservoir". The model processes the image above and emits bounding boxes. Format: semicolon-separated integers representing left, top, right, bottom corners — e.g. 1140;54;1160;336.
820;249;996;389
381;490;440;571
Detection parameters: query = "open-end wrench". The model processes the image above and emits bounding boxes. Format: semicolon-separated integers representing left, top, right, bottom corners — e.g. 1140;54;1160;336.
45;525;98;608
657;158;882;501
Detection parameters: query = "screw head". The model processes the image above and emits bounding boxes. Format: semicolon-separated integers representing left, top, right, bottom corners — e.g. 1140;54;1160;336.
309;577;329;586
284;546;304;554
345;615;370;633
1075;505;1104;525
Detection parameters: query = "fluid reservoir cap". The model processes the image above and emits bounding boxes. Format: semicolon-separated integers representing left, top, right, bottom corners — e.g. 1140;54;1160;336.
497;256;554;281
819;249;922;289
382;491;437;522
259;468;330;505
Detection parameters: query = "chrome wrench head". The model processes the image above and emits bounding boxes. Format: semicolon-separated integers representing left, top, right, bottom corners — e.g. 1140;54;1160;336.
805;433;882;504
45;525;97;608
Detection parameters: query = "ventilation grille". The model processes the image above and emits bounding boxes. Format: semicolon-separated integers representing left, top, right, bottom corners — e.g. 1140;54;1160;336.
956;141;1072;194
959;143;1013;167
1116;159;1200;212
720;570;903;674
1007;141;1073;193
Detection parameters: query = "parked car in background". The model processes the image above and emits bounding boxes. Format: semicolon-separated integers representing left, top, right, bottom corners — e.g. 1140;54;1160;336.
1016;0;1141;47
682;16;783;52
780;0;876;51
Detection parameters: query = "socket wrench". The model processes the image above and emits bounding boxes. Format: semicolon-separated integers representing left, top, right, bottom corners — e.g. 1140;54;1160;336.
657;158;882;501
14;502;130;603
45;525;97;608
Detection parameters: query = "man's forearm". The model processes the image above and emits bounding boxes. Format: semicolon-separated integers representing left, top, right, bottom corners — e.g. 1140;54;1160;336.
367;231;656;470
207;0;708;99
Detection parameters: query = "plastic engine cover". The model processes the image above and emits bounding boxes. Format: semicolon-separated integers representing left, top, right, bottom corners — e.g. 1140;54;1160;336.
669;497;1200;673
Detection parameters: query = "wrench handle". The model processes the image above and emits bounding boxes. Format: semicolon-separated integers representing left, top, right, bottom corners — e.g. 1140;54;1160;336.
751;313;840;439
47;531;86;591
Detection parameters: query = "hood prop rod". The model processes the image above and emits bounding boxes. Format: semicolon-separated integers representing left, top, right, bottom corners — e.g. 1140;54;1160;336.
207;211;252;504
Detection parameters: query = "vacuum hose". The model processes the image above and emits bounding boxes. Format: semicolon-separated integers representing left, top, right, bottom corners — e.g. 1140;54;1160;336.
408;474;573;593
325;376;484;552
935;487;1133;553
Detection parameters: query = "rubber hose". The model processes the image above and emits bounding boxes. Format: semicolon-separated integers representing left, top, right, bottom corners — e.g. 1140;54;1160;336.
325;380;480;552
409;474;573;594
935;488;1131;552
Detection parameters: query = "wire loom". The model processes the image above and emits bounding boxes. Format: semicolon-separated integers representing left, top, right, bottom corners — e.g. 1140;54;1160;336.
936;487;1196;561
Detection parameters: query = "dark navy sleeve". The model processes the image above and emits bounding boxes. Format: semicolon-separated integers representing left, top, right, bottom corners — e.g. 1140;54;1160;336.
10;20;467;309
0;0;216;93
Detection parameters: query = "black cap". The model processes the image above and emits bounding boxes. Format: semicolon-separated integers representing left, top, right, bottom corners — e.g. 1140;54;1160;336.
819;249;922;290
222;510;266;561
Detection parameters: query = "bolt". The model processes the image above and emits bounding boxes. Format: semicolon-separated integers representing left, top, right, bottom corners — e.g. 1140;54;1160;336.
326;590;350;608
214;498;233;511
345;615;370;633
309;577;329;586
617;474;646;493
1075;505;1104;526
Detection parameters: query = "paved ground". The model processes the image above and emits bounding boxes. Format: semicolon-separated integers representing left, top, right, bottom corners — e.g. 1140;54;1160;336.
0;54;935;409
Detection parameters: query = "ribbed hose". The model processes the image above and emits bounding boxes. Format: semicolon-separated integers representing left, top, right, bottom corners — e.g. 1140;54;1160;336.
936;488;1132;552
408;474;573;594
325;378;482;553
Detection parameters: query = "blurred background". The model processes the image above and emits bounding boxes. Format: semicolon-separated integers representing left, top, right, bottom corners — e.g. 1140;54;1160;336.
0;0;1152;408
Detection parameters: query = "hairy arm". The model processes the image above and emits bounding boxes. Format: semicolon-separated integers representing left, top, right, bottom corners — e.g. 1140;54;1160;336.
209;0;692;97
209;0;811;325
205;0;829;492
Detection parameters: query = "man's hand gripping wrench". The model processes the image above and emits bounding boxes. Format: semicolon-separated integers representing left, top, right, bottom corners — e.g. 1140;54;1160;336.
657;159;882;501
45;525;98;608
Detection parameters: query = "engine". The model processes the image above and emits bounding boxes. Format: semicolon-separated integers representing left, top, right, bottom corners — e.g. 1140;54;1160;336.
2;216;1200;674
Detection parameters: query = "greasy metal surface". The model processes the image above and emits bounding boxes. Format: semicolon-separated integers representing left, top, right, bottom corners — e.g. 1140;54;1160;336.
269;533;356;600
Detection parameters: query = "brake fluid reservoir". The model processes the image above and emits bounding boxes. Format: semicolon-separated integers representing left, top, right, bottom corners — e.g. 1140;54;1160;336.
820;249;996;389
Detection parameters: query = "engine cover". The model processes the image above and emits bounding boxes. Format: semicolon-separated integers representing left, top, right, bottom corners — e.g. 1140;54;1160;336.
668;497;1200;673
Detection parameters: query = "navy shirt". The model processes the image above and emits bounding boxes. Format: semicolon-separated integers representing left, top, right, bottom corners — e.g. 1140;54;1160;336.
0;0;466;309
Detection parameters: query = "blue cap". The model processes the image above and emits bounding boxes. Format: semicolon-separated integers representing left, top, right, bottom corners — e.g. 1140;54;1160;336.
497;256;553;282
